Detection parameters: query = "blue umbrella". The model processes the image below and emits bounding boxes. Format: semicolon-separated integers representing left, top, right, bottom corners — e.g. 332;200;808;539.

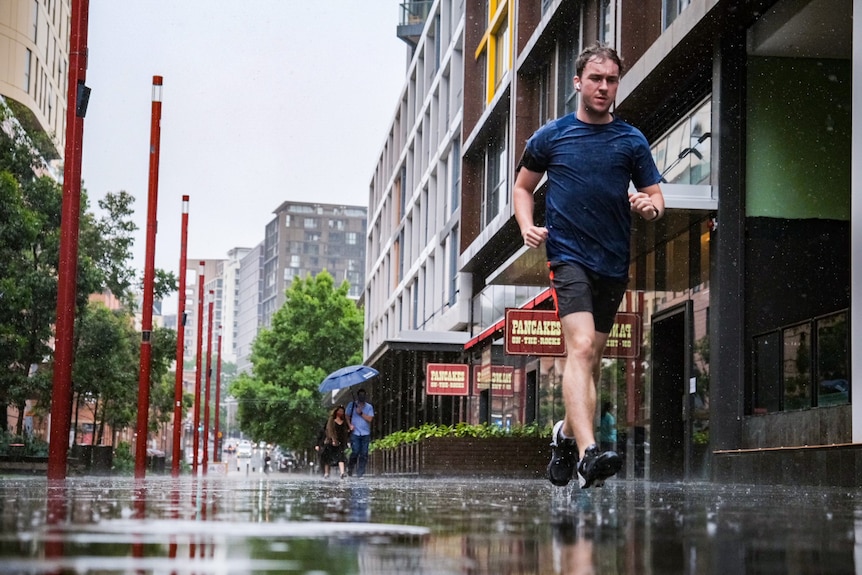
318;365;379;393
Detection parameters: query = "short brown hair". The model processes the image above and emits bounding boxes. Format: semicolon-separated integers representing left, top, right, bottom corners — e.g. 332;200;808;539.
576;43;624;78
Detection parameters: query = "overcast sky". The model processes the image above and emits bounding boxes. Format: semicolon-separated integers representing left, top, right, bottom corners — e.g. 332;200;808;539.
81;1;407;279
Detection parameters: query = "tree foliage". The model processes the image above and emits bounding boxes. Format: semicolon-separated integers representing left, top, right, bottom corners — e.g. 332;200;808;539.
230;271;363;452
0;100;181;443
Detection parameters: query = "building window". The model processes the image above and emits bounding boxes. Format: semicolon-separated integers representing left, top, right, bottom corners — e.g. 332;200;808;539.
448;227;459;307
24;50;32;93
752;309;848;413
815;311;849;406
483;123;507;226
599;0;615;45
31;0;38;42
664;0;693;30
558;26;581;116
346;232;358;245
538;63;552;126
450;138;461;214
782;323;811;411
476;0;510;104
651;99;712;185
303;218;318;229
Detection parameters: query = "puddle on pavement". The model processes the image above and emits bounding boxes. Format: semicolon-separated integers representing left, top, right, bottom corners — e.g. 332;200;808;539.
0;475;859;574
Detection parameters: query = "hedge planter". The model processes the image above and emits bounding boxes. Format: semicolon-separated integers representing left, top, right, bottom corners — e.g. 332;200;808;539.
370;436;550;478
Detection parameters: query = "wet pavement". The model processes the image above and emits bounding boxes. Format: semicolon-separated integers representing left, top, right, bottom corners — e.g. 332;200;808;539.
0;464;860;574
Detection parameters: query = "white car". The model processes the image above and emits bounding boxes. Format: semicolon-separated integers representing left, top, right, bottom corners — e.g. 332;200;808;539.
236;440;253;458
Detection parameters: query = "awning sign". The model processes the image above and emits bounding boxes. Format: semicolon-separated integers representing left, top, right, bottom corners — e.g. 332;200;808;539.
473;365;515;396
505;309;566;356
605;312;641;358
426;363;469;396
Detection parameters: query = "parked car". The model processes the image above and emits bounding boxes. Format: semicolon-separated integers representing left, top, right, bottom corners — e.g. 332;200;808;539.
236;440;253;458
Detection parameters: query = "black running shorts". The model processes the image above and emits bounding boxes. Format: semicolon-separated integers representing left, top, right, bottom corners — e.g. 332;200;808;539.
549;262;627;334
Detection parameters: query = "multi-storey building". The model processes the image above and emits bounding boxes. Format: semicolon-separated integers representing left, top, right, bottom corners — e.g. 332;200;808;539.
365;0;858;485
0;0;69;163
220;247;251;364
183;259;226;364
364;0;471;437
260;201;367;329
235;243;262;374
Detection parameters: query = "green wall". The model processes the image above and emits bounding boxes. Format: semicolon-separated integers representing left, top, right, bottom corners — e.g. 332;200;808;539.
746;57;852;220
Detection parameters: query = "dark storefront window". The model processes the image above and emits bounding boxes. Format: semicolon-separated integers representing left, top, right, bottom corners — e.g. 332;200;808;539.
752;309;848;413
816;311;850;406
782;322;812;411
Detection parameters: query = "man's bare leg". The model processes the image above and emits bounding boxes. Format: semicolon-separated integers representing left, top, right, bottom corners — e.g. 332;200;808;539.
559;311;610;459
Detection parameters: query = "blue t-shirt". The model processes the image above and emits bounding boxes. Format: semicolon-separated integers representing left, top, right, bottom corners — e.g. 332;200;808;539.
347;400;374;436
524;114;661;280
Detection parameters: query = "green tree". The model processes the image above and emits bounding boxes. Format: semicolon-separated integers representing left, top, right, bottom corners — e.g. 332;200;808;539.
230;271;363;451
72;303;138;445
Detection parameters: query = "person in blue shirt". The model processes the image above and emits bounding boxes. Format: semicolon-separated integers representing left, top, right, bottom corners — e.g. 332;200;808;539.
346;388;374;477
514;43;664;489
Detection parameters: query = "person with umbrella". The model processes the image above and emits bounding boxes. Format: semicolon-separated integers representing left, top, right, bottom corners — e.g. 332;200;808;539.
346;388;374;477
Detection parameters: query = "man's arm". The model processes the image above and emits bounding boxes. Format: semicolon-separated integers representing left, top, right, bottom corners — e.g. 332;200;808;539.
629;183;665;221
513;167;548;247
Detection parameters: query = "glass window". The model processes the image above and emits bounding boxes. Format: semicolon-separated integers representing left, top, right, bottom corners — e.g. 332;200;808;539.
816;311;849;406
493;19;509;89
303;218;317;229
483;123;507;226
652;99;712;184
599;0;615;45
24;50;32;94
782;323;811;411
450;138;461;213
558;30;580;116
753;332;780;413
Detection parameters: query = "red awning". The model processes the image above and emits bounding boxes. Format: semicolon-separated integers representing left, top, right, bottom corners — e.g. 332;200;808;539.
463;289;554;351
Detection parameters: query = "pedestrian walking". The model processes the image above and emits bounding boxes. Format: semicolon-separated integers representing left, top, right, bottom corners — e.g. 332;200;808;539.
346;388;374;477
513;42;665;488
322;405;350;479
599;401;617;453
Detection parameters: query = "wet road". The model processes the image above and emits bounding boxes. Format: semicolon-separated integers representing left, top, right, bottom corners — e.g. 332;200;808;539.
0;469;859;574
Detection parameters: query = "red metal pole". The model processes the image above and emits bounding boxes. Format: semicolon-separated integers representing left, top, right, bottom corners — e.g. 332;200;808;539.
171;195;190;476
47;0;90;481
133;75;164;479
214;325;223;463
202;291;214;474
192;262;205;475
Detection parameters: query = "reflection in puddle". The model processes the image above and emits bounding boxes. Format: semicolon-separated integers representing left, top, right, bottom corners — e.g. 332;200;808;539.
0;476;858;574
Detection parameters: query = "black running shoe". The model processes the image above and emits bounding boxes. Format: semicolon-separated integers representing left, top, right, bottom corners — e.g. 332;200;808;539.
577;444;621;488
547;420;579;486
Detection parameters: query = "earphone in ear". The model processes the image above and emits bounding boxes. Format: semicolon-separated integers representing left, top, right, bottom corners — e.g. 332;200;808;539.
576;83;582;91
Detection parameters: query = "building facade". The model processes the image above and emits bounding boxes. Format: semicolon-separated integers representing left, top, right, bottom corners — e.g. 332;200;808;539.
220;247;251;364
364;0;472;438
0;0;69;163
260;201;368;329
235;243;262;374
364;0;858;484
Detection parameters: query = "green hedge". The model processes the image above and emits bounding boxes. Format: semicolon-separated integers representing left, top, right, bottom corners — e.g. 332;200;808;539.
371;422;549;452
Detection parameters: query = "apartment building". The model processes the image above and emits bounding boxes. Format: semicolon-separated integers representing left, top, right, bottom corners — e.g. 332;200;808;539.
364;0;471;437
183;259;226;364
365;0;857;485
0;0;69;164
220;247;251;364
235;243;262;374
260;201;367;329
